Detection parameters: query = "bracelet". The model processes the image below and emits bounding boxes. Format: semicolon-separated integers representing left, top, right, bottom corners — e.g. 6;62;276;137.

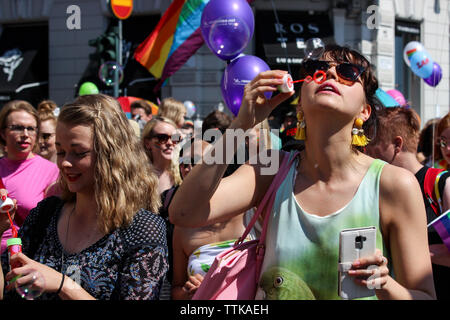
56;273;65;295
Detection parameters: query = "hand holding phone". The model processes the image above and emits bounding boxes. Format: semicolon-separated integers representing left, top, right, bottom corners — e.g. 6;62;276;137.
338;226;378;299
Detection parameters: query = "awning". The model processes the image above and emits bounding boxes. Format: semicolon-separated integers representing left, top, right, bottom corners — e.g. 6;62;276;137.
0;49;37;97
0;23;48;107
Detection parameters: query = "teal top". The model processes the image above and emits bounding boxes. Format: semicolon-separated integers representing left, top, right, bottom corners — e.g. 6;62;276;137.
256;152;388;300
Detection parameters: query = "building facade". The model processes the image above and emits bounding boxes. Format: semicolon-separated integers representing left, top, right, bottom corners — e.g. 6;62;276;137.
0;0;448;124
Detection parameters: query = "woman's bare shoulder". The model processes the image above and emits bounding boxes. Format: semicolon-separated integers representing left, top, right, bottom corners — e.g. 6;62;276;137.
379;162;419;195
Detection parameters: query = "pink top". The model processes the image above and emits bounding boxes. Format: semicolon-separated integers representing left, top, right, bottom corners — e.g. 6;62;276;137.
0;155;59;253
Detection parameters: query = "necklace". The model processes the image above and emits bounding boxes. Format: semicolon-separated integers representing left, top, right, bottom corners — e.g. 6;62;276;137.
61;204;75;273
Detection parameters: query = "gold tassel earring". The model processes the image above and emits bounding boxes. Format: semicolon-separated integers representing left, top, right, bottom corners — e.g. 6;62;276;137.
295;111;306;140
351;118;370;146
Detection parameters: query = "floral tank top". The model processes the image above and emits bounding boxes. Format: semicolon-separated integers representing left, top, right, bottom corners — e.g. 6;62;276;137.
256;152;387;300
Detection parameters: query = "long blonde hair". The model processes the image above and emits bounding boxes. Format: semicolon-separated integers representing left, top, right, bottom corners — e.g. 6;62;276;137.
142;116;182;187
157;97;186;127
58;94;161;234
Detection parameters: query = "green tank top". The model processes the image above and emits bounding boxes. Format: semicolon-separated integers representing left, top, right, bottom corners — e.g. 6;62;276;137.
256;152;387;300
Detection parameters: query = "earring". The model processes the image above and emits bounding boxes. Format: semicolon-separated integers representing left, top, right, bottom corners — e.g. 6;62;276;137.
351;118;370;147
295;111;306;140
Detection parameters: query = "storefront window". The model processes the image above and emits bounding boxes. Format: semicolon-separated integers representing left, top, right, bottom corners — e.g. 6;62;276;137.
255;11;334;79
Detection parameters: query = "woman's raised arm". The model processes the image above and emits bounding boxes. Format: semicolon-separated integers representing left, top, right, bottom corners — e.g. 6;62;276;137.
169;70;293;228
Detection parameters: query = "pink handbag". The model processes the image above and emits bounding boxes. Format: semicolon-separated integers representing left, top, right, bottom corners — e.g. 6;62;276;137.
192;151;299;300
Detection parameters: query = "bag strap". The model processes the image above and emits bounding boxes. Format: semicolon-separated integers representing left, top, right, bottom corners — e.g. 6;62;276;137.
238;151;299;243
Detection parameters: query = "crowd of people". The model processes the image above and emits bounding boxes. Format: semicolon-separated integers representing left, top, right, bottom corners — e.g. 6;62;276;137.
0;43;449;300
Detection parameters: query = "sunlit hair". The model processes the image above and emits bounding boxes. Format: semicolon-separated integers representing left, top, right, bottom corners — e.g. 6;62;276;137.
142;116;182;187
37;100;57;114
157;97;186;127
371;107;421;153
58;94;161;234
0;100;40;153
37;100;58;126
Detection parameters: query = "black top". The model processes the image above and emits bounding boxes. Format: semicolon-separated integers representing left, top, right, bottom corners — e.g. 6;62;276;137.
415;166;450;300
2;196;168;300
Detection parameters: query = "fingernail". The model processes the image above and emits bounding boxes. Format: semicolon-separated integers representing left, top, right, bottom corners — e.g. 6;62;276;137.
353;260;360;267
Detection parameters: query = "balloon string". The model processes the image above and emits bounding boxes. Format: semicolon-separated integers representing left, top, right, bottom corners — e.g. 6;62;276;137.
6;210;18;238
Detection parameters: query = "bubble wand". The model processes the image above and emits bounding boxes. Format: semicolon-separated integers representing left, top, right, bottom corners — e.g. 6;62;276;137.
278;71;327;93
1;195;18;238
277;37;327;93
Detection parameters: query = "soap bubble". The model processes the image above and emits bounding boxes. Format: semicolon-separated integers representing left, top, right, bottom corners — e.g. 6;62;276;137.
305;38;325;60
183;100;196;118
98;61;124;87
14;271;45;300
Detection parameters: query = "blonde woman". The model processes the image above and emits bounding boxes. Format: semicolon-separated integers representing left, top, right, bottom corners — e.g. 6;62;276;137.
37;100;58;163
142;116;182;194
0;94;167;300
157;97;186;128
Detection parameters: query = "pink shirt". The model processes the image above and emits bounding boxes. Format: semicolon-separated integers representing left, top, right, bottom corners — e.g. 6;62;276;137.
0;155;60;253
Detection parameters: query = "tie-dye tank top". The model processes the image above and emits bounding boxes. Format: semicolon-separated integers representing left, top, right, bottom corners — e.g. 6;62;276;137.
256;152;387;300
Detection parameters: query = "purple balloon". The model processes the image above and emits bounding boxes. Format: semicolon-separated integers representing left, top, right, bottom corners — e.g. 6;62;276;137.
201;0;254;61
221;55;271;116
423;62;443;87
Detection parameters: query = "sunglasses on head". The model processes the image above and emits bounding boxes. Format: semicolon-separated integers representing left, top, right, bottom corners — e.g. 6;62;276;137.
150;133;181;145
302;60;365;83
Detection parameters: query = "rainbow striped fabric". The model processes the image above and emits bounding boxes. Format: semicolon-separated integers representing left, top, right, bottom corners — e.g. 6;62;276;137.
428;210;450;251
406;48;417;59
134;0;210;89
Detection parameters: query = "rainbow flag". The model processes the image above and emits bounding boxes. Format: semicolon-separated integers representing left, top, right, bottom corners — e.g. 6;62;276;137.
134;0;210;90
428;210;450;251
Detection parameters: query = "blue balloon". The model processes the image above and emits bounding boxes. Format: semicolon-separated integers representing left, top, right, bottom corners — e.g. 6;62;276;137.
410;51;434;79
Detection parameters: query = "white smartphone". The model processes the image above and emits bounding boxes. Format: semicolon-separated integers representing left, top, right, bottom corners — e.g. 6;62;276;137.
338;226;377;300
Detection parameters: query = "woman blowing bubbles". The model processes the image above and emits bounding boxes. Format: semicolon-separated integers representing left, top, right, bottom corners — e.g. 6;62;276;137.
1;94;167;300
170;45;436;300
